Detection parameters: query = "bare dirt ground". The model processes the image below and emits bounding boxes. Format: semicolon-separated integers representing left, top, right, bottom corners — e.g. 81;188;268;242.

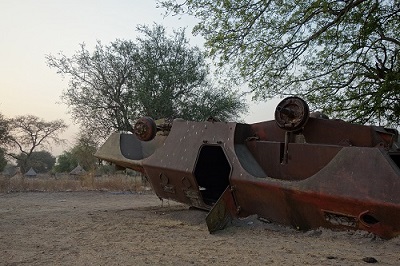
1;192;399;265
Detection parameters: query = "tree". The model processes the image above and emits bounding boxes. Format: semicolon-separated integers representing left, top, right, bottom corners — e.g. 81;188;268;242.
47;40;138;139
53;151;77;173
16;151;56;173
47;24;247;139
53;132;98;173
70;132;98;171
0;113;10;146
0;113;10;172
159;0;400;126
132;25;246;121
0;148;7;172
6;115;67;173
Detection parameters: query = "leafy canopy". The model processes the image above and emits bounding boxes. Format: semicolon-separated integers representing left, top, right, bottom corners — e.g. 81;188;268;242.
53;151;78;173
0;113;10;147
0;148;7;172
47;24;247;139
53;132;99;173
159;0;400;126
70;133;98;171
16;151;56;173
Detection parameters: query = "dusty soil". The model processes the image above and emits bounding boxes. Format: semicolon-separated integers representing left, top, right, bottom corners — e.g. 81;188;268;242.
1;192;399;265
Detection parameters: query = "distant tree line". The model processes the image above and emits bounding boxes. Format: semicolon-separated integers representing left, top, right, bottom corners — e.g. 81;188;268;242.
0;114;66;174
0;113;99;174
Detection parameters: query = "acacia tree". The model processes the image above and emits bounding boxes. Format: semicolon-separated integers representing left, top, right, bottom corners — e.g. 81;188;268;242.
159;0;400;126
47;24;247;139
7;115;67;173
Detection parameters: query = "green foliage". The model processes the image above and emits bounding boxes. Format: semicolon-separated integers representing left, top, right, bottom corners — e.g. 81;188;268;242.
159;0;400;126
70;133;98;171
179;88;246;121
0;148;7;172
0;113;9;172
47;24;247;139
53;132;98;173
53;151;77;173
47;40;138;139
97;164;116;175
0;113;10;147
16;151;56;173
133;25;247;121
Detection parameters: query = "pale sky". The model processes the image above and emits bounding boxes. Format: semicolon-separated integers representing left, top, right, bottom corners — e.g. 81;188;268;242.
0;0;278;155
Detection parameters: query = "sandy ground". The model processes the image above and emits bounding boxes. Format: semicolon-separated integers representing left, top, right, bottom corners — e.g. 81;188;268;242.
1;192;399;265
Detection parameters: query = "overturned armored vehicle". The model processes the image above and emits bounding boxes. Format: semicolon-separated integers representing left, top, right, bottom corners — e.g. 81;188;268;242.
95;97;400;239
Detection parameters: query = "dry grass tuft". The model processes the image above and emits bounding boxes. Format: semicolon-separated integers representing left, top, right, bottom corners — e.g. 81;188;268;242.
0;173;151;193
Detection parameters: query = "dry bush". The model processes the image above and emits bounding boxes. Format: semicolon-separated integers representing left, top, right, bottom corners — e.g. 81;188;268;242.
0;173;151;193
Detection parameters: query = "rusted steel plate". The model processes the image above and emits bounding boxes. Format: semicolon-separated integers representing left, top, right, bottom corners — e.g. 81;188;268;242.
206;186;237;233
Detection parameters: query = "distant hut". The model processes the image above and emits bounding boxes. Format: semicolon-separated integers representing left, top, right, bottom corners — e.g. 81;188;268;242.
70;164;86;176
24;167;37;177
2;166;19;177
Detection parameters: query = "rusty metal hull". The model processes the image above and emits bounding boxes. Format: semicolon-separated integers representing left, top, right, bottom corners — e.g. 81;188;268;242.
97;117;400;239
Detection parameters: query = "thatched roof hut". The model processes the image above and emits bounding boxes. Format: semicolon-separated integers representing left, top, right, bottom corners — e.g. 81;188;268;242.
70;164;86;175
24;167;37;177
